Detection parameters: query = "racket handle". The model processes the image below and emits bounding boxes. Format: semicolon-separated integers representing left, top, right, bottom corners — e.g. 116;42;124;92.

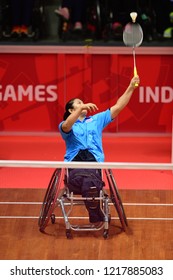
134;66;138;87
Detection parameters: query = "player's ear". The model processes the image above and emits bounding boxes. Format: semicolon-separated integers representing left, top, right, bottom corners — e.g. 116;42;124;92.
68;108;73;114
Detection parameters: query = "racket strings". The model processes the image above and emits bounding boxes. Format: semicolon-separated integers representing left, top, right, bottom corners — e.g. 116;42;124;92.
123;23;143;47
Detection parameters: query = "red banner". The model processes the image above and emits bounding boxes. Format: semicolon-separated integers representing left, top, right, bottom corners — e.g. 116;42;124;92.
0;50;173;133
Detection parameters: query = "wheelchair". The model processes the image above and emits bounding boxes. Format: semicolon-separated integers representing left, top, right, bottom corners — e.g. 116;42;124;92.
38;168;128;239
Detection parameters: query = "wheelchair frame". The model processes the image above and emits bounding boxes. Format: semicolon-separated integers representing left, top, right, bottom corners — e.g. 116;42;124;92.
38;168;128;239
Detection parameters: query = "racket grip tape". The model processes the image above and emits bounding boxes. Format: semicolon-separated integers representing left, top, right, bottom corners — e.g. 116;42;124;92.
134;66;138;87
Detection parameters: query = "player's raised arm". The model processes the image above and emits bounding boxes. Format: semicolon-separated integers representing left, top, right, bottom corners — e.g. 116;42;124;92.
110;75;140;119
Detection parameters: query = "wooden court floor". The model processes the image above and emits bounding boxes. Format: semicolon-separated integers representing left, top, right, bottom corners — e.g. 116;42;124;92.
0;188;173;260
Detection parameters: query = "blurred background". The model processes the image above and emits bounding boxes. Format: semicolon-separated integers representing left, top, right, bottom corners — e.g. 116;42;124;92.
0;0;173;46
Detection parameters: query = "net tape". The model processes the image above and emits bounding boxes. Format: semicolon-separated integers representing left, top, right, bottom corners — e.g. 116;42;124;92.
0;160;172;171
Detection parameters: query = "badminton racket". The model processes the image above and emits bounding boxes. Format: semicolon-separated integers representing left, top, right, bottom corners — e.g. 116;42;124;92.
123;12;143;87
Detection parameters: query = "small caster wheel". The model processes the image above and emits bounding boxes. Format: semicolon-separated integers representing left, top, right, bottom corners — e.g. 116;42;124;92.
39;227;45;233
51;214;55;224
103;230;109;239
66;229;72;239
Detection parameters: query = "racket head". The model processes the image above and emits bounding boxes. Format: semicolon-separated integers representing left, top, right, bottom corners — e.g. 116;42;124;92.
123;22;143;47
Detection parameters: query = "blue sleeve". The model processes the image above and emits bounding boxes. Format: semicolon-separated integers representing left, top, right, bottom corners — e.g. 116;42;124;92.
94;109;112;130
58;121;72;140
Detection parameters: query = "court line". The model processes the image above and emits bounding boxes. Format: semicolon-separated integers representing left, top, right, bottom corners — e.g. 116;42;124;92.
0;202;42;205
0;202;172;220
124;203;173;206
0;202;173;206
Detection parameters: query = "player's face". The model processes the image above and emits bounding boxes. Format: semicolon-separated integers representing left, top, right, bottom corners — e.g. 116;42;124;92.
72;99;84;109
72;99;87;115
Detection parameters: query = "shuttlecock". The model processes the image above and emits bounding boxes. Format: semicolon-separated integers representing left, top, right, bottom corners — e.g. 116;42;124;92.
130;12;138;23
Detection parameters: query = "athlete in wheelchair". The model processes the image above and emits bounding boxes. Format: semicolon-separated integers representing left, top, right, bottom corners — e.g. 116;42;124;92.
38;75;139;238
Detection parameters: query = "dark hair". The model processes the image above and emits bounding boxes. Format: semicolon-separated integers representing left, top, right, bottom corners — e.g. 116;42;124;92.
63;98;76;120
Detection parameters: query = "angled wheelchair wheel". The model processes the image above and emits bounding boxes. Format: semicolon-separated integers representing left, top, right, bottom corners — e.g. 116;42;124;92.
105;169;128;231
38;168;64;232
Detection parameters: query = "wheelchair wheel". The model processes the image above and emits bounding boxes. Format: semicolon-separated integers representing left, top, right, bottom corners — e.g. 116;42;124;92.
38;168;64;232
66;229;72;239
105;169;128;231
103;229;109;239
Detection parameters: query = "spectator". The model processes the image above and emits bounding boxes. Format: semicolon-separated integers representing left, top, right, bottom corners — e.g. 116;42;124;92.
10;0;35;37
162;0;173;38
55;0;87;30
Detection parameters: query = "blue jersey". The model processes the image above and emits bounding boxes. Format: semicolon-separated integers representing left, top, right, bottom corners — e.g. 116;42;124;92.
59;109;112;162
